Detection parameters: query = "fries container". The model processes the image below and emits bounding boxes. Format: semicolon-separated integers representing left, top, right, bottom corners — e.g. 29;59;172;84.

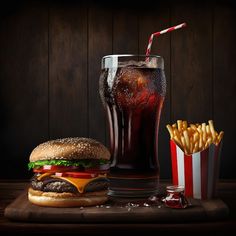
170;140;222;199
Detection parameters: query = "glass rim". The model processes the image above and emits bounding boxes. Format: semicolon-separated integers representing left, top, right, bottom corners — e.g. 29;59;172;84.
102;54;163;59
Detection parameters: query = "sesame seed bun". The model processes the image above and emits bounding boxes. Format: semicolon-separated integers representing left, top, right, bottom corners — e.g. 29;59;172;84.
29;137;110;162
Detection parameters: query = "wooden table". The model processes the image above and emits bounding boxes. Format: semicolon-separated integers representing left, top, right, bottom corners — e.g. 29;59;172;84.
1;180;236;235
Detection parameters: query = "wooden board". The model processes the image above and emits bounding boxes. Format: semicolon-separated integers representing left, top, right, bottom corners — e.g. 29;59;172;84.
4;191;229;223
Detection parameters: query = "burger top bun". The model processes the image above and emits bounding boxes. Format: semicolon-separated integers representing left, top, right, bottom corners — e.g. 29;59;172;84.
29;137;110;162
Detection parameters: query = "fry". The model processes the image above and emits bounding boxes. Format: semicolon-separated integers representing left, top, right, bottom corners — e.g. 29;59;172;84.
190;137;193;153
190;124;197;131
205;137;212;149
197;127;202;134
206;136;212;143
166;125;174;139
187;127;193;137
201;123;206;143
183;130;190;151
181;136;186;149
206;125;210;135
172;123;177;128
218;131;224;141
199;134;203;150
173;135;182;148
208;120;216;141
174;129;182;145
193;132;199;143
183;121;187;130
193;142;199;153
166;120;224;155
181;137;188;154
217;131;224;145
177;120;182;132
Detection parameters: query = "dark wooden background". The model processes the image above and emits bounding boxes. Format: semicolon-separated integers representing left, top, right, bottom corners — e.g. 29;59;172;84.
0;0;235;179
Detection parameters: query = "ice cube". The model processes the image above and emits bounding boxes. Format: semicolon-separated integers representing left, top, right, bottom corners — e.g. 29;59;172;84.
113;67;150;109
146;58;158;68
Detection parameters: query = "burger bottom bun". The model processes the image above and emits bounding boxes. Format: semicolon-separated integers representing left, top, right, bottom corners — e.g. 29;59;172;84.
28;188;108;207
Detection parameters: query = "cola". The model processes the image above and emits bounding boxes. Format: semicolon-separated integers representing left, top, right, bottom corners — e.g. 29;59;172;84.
99;55;166;197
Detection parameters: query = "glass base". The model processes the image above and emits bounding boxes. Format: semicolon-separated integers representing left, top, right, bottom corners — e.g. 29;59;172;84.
108;175;159;198
108;189;159;198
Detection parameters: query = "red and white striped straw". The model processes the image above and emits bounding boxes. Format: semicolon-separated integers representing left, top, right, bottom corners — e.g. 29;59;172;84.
145;22;187;57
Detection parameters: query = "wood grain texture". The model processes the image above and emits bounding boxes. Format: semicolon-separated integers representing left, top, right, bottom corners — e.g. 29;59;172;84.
214;2;236;178
139;4;171;178
0;1;236;180
88;4;112;146
113;6;139;54
0;2;48;178
171;1;213;123
4;190;229;223
0;181;235;234
49;2;88;139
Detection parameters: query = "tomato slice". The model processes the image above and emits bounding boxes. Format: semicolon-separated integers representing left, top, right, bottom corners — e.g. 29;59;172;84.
55;172;98;179
33;165;81;173
33;168;44;173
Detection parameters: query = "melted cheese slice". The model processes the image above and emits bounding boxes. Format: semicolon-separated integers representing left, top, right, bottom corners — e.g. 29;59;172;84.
52;174;107;193
37;172;52;181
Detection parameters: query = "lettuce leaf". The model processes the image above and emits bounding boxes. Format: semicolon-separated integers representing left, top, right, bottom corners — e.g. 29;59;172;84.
28;159;109;170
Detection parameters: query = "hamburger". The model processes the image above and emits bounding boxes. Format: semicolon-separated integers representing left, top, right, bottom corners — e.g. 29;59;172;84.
28;137;110;207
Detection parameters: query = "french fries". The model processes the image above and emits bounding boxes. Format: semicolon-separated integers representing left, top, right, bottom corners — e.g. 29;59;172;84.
166;120;224;155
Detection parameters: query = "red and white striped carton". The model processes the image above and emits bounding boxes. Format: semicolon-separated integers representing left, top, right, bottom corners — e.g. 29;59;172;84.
170;140;222;200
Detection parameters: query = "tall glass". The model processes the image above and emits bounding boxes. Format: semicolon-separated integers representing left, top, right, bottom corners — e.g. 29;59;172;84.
99;55;166;197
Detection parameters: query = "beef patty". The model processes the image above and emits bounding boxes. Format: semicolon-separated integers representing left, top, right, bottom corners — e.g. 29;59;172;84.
31;175;109;193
